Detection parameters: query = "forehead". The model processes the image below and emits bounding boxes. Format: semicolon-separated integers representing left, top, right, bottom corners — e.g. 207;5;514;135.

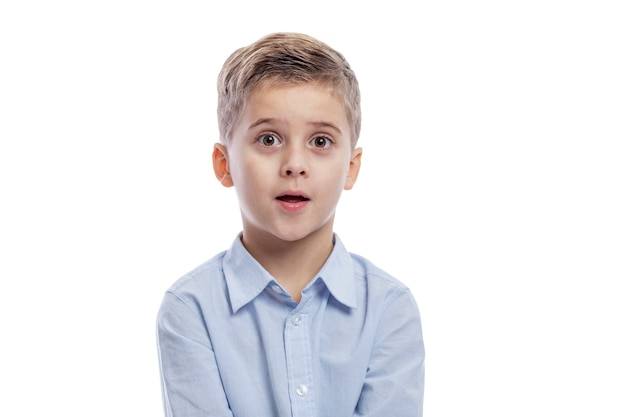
241;82;348;125
246;79;342;103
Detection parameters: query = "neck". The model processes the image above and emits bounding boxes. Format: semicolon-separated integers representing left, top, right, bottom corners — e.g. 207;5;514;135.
241;227;334;302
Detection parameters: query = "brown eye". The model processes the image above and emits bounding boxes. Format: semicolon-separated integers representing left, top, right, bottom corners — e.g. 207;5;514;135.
257;133;281;147
310;136;332;149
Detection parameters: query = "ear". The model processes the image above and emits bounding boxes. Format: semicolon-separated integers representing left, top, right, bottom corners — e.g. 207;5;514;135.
212;143;234;187
344;147;363;190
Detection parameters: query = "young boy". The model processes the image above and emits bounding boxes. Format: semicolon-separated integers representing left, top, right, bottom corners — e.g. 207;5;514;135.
157;32;425;417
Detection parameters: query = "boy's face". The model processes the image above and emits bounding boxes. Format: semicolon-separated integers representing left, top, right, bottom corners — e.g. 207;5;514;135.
213;82;362;245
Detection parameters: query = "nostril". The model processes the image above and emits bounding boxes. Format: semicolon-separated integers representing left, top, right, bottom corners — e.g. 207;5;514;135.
283;168;306;176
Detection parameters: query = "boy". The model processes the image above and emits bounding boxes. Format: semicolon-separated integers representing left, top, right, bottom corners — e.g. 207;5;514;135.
157;32;425;417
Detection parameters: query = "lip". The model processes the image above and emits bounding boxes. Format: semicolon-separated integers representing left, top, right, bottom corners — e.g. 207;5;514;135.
276;191;310;213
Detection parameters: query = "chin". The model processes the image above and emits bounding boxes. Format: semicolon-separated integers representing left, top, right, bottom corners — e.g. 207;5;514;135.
273;223;332;243
272;230;314;243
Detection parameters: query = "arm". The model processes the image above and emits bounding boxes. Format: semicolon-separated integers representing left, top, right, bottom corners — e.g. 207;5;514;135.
354;289;425;417
156;292;234;417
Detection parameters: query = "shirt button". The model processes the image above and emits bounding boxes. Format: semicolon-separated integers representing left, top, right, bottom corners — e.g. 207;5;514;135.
291;314;302;326
271;284;282;294
296;384;308;397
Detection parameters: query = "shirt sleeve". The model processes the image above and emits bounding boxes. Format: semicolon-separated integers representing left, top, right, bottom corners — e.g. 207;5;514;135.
353;288;425;417
156;291;234;417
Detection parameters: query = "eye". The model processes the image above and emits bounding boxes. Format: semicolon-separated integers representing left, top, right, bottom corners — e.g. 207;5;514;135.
257;133;281;147
310;136;333;149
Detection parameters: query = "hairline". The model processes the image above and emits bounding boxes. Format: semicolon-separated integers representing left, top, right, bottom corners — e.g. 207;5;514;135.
223;79;356;146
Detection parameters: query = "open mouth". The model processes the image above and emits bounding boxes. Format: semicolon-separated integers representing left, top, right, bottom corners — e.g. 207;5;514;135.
276;195;310;203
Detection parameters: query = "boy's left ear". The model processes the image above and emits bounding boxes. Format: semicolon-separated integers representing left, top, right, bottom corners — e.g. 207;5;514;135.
212;143;234;187
344;147;363;190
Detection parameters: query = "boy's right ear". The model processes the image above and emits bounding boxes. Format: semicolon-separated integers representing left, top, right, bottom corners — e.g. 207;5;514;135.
212;143;234;187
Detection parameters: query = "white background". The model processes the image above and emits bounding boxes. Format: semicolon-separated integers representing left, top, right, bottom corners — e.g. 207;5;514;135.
1;1;624;416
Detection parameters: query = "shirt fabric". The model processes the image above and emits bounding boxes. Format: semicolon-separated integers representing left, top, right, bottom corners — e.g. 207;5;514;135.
157;234;425;417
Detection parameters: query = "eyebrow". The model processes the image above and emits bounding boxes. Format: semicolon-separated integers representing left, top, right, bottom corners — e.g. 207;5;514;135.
307;121;343;135
247;118;275;130
248;118;343;135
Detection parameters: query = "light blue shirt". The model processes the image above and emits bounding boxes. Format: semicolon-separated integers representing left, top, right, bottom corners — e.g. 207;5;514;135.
156;234;425;417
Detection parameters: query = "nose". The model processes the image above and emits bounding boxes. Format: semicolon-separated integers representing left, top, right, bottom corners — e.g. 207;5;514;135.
281;145;309;178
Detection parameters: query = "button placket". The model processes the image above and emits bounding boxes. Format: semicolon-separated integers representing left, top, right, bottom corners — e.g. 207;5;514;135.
296;384;308;397
284;312;315;414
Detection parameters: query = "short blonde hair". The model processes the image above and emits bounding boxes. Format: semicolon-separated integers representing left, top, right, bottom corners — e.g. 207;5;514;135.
217;32;361;147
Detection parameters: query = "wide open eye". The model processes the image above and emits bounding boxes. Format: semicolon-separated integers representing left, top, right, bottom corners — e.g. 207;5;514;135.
257;133;282;147
310;136;333;149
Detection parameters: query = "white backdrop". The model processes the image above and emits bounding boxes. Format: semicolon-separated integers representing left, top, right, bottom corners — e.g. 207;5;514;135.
1;1;624;416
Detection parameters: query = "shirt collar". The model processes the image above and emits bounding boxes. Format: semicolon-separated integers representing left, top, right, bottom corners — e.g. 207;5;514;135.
223;233;357;313
223;234;275;313
314;235;357;309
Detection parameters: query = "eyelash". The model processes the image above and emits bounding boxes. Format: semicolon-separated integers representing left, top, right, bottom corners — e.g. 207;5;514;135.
256;133;281;147
310;136;333;149
255;133;335;150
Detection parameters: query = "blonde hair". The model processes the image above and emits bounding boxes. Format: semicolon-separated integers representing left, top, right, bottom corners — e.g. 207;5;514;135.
217;32;361;147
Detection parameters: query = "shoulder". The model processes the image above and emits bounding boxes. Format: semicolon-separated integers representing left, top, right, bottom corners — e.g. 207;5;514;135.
162;251;228;313
350;252;408;290
345;251;422;344
348;252;414;307
169;251;226;291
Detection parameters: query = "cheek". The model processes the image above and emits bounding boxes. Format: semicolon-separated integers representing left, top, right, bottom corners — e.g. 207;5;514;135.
230;155;271;190
320;160;350;194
